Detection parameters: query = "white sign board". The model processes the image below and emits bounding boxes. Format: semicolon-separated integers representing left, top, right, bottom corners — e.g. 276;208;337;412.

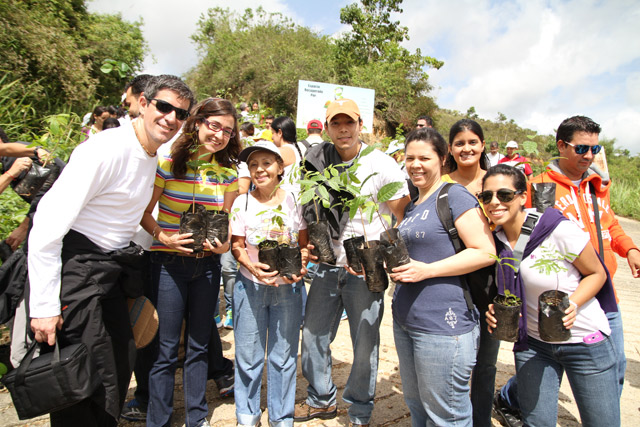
296;80;375;133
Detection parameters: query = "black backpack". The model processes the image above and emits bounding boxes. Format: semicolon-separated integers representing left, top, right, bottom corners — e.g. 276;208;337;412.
436;183;496;312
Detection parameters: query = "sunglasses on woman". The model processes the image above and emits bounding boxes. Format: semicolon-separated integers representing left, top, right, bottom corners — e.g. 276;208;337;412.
477;188;524;205
202;118;236;139
565;141;602;155
146;98;190;121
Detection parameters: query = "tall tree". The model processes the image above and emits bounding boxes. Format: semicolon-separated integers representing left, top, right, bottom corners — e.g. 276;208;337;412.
187;7;335;115
335;0;443;134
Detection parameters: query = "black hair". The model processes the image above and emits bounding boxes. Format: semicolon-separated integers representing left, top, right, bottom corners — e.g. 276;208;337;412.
405;127;448;163
88;106;109;126
102;118;121;130
482;164;527;194
144;75;196;111
416;115;433;127
107;105;118;116
0;126;8;143
171;98;240;179
556;115;601;143
270;116;297;144
124;74;153;96
445;118;489;172
490;141;499;149
240;122;255;136
265;114;275;121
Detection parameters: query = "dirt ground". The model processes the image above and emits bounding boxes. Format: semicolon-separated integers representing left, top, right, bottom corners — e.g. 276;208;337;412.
1;216;639;426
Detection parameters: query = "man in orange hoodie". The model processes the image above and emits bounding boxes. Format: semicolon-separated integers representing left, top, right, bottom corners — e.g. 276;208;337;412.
494;115;639;426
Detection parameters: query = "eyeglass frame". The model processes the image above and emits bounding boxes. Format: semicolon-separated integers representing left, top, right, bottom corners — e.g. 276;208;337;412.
564;140;602;155
201;117;236;139
477;188;524;205
145;97;190;121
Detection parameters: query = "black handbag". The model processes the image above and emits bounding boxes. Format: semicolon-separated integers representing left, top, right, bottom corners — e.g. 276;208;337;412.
1;340;100;420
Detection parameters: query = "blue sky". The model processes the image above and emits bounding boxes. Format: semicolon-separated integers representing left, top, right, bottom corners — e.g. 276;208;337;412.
88;0;640;154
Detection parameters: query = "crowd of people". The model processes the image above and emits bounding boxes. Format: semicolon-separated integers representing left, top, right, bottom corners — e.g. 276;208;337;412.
0;73;638;427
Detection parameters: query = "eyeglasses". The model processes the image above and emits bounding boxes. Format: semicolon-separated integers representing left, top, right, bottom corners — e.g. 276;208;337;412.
146;98;190;121
564;141;602;155
416;124;427;128
202;118;236;139
477;188;524;205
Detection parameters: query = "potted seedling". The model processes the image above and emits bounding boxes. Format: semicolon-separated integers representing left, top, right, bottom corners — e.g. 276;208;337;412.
203;166;237;245
532;245;577;341
489;254;522;342
298;167;344;265
255;204;303;280
13;114;69;201
519;136;562;213
343;234;365;274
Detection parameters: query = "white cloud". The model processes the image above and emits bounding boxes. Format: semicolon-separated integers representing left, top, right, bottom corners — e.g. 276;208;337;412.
400;0;640;153
86;0;298;76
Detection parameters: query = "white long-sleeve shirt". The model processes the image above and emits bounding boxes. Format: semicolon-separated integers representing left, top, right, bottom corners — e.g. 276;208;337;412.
28;123;158;318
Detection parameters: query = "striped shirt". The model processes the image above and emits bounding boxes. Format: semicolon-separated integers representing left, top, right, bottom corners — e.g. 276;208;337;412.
152;154;238;252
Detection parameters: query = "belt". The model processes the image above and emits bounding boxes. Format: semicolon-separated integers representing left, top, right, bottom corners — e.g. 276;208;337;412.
174;251;214;259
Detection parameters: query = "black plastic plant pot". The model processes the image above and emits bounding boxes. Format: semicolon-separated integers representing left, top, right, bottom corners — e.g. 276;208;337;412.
491;295;522;342
206;210;229;245
258;240;279;273
308;221;336;264
0;240;13;262
538;290;572;342
379;228;410;272
13;163;54;202
356;240;389;293
179;203;207;253
531;182;557;213
277;245;302;280
343;236;365;274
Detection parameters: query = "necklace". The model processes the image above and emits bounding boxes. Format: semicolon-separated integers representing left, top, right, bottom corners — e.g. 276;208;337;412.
133;121;156;157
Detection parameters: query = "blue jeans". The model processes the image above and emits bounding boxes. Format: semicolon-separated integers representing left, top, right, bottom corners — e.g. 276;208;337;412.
606;308;626;396
221;249;237;313
301;265;384;425
471;313;501;427
233;273;302;427
393;320;479;427
147;252;220;427
515;335;619;427
500;305;627;409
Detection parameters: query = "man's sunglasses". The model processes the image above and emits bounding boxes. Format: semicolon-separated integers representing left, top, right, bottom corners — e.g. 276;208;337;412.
565;141;602;155
202;118;236;139
146;98;190;121
477;188;524;205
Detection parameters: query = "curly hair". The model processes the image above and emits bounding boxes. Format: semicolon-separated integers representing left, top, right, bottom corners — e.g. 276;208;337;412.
171;98;241;179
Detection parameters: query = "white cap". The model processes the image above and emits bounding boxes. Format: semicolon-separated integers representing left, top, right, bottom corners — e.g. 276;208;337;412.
506;140;518;148
385;139;404;155
238;140;282;162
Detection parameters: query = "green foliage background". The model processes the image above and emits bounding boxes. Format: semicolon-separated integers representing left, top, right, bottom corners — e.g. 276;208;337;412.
1;0;639;247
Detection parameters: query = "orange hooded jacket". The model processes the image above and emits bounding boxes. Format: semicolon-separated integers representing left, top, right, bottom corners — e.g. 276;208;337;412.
526;161;637;295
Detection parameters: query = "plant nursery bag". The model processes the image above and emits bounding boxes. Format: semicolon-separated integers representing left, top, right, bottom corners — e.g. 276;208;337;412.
1;340;100;420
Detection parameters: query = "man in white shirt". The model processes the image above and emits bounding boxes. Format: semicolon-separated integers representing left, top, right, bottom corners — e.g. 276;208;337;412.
28;75;195;426
304;119;325;146
486;141;505;167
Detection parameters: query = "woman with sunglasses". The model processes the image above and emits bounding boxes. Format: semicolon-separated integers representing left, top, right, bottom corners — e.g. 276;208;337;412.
442;119;497;427
483;164;619;426
389;127;495;425
140;98;241;427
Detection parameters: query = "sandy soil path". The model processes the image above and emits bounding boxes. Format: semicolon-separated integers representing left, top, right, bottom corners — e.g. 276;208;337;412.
2;217;638;426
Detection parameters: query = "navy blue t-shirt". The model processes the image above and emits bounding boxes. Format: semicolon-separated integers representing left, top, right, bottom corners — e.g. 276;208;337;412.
392;182;479;335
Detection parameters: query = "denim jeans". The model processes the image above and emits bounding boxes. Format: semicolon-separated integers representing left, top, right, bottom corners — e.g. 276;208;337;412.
147;252;220;427
233;273;302;427
221;249;237;313
393;319;479;427
500;306;627;409
301;265;384;425
470;313;501;427
515;335;619;427
606;308;626;396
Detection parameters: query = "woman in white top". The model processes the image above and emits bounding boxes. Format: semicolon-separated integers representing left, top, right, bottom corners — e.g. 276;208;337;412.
483;164;619;427
270;116;303;194
230;141;308;427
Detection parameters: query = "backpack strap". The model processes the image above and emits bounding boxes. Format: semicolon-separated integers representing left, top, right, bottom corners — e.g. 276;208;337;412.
510;211;542;273
435;182;474;310
589;182;604;256
300;139;311;150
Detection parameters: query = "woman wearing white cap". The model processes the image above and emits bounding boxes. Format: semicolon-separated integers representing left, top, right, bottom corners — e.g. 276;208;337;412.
230;140;308;427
